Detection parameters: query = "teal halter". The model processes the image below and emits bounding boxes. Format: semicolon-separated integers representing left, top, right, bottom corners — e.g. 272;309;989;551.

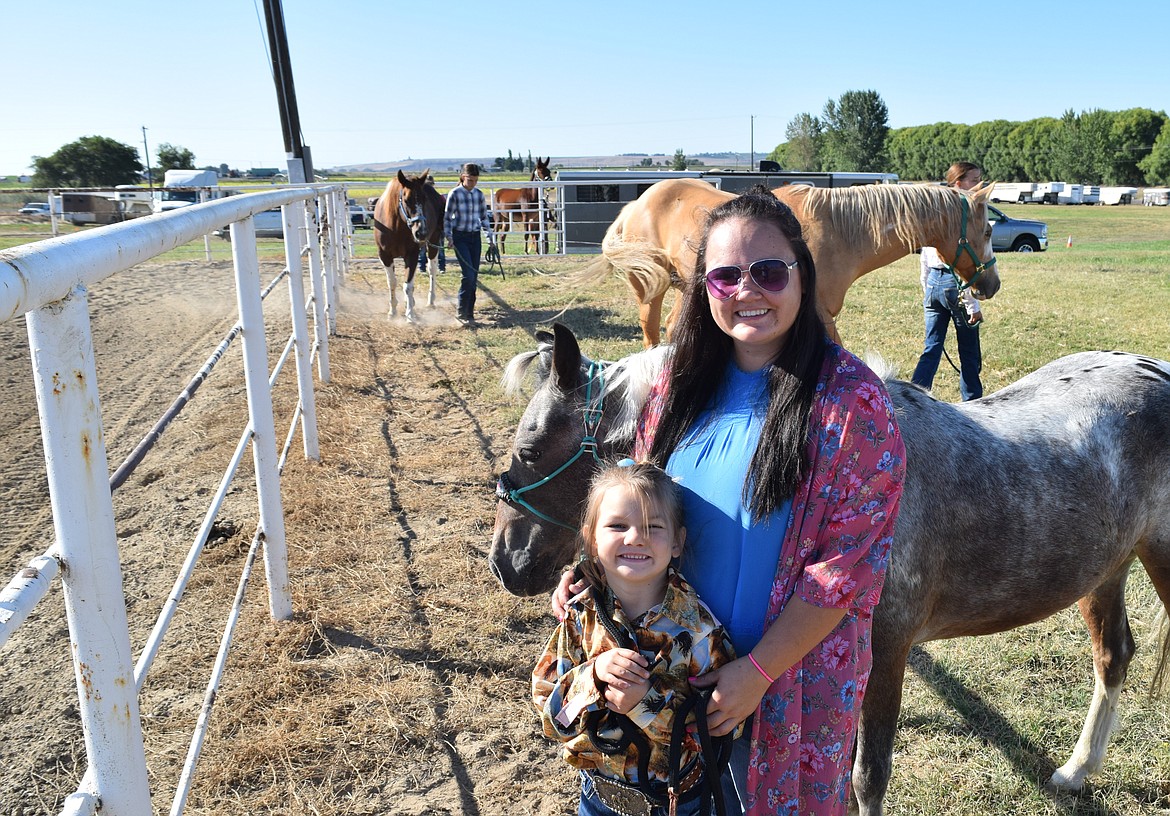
946;195;997;292
495;361;607;530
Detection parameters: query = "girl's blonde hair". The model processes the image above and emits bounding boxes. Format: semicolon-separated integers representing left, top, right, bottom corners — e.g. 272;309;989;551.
576;460;684;589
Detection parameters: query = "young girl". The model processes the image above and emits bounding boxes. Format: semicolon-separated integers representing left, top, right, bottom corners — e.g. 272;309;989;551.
532;460;737;816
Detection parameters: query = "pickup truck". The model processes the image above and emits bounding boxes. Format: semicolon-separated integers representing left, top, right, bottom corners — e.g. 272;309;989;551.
988;205;1048;252
347;201;371;228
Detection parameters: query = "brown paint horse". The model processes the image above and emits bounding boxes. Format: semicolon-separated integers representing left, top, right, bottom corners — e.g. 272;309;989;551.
373;170;444;321
583;178;1000;347
493;157;553;255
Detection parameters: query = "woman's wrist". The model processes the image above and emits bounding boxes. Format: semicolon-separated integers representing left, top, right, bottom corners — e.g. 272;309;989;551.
747;651;775;685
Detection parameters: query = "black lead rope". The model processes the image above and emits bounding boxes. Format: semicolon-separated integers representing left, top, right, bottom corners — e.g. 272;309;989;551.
670;690;732;816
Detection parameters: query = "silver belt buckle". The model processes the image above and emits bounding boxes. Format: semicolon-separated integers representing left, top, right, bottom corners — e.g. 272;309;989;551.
589;773;653;816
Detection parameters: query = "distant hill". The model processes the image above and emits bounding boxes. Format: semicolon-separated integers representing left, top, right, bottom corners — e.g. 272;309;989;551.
328;152;758;174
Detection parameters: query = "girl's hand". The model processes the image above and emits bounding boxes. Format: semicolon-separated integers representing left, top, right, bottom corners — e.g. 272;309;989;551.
689;658;771;737
550;568;587;620
595;648;651;714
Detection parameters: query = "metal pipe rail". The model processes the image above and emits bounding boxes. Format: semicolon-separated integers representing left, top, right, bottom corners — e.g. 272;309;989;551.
0;186;347;816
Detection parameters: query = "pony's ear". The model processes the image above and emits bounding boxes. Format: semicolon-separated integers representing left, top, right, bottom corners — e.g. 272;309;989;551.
396;169;409;186
535;329;555;347
551;323;582;390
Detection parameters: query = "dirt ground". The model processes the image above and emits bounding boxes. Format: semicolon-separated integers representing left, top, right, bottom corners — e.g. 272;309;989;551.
0;257;581;815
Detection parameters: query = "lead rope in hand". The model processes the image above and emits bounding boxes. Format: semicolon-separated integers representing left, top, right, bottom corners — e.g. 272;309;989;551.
668;688;732;816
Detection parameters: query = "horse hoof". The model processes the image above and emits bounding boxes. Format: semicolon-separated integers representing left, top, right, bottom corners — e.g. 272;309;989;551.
1047;765;1088;792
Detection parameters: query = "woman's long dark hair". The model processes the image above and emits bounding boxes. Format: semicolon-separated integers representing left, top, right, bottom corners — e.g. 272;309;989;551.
647;187;828;521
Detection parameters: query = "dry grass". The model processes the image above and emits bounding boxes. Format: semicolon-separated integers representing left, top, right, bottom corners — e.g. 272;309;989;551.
176;295;584;815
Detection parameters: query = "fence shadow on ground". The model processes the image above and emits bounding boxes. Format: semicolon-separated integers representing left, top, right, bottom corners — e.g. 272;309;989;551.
475;283;645;346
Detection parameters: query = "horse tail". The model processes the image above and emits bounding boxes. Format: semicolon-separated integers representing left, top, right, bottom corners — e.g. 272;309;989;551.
575;237;673;306
609;235;675;301
1149;610;1170;699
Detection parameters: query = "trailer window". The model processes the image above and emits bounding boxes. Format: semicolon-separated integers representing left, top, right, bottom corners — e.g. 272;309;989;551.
577;184;619;203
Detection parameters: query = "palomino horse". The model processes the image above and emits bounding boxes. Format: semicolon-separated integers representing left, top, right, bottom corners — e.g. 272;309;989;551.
372;169;444;321
490;324;1170;816
583;179;1000;347
493;157;553;255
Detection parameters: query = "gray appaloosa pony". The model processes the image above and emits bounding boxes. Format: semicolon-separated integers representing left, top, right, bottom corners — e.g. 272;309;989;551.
491;323;1170;816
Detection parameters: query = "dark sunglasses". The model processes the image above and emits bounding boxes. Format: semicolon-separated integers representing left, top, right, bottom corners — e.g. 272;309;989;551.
703;258;798;300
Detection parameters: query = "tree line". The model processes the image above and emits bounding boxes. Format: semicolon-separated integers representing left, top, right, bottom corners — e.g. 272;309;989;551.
26;98;1170;189
31;136;230;187
769;90;1170;186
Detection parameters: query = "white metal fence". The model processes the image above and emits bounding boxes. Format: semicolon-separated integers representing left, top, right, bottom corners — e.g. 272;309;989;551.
0;185;349;815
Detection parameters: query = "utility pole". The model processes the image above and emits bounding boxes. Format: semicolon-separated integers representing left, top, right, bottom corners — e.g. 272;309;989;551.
750;115;755;172
141;125;153;192
261;0;313;183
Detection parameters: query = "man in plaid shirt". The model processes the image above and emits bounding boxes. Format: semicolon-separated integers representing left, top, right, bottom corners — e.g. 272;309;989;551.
444;163;495;324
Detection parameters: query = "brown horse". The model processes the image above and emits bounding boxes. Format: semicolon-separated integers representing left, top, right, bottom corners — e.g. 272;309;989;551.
583;178;1000;347
372;170;444;321
493;157;553;255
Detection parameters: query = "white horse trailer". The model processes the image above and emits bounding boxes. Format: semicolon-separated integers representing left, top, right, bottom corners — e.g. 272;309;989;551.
990;182;1037;204
1033;182;1065;204
1057;184;1083;205
1080;185;1100;205
1099;186;1138;205
1144;188;1170;206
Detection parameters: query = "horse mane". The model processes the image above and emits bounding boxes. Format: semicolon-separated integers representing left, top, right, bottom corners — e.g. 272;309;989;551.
802;184;962;252
863;351;900;383
603;345;671;443
501;343;671;445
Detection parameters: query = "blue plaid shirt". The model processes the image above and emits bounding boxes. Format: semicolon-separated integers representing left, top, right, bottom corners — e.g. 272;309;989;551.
444;184;494;242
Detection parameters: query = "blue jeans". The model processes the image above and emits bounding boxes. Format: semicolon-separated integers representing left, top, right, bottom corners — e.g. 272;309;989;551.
450;230;480;319
911;268;983;400
417;245;446;273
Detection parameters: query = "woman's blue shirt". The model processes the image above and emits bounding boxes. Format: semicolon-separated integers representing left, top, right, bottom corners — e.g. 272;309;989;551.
665;363;792;656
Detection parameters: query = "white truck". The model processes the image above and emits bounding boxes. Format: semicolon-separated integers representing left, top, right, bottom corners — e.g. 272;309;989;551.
153;168;221;213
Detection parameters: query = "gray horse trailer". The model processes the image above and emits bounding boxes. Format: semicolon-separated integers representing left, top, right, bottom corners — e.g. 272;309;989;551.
556;169;898;253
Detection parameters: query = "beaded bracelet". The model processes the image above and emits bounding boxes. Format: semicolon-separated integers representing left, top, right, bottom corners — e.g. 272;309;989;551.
748;652;775;685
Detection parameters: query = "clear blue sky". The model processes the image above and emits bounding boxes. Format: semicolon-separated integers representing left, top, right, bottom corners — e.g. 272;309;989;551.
6;0;1168;175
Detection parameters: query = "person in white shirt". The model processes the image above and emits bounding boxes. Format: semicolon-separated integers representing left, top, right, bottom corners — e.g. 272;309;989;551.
910;161;985;401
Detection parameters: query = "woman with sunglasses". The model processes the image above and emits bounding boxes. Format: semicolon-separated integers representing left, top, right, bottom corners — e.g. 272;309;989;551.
630;188;905;814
